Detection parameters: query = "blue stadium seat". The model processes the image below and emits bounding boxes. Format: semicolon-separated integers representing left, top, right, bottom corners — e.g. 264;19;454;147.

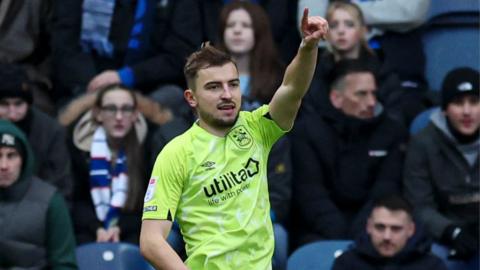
76;242;153;270
427;0;480;20
422;0;479;92
431;243;480;270
287;240;353;270
409;106;439;135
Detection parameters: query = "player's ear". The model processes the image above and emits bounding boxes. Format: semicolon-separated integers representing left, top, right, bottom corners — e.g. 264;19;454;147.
184;89;197;108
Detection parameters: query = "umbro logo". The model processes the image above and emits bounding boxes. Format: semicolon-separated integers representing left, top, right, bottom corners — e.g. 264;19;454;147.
201;161;216;170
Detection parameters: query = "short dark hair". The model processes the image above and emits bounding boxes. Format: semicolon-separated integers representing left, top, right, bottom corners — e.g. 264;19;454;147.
329;59;379;92
184;44;236;90
372;194;414;219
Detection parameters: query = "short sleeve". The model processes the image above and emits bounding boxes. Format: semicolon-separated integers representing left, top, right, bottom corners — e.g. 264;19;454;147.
142;137;188;221
247;105;286;149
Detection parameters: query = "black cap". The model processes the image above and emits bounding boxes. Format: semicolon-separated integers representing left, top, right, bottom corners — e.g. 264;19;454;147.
0;63;33;104
441;67;479;109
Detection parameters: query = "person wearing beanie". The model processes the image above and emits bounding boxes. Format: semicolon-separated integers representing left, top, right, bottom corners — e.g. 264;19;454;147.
404;67;479;261
0;63;73;203
0;120;77;269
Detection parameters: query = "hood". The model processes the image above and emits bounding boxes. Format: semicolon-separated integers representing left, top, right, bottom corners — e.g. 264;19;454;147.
430;109;455;142
58;91;172;127
60;92;173;152
430;108;480;145
0;120;35;201
73;110;148;152
430;108;480;166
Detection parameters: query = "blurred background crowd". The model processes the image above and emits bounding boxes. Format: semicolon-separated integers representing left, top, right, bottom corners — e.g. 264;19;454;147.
0;0;478;269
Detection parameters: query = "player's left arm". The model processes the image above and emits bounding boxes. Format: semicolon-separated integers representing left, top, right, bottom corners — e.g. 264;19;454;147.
269;8;328;130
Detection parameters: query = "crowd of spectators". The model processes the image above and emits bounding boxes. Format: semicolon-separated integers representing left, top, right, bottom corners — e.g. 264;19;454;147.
0;0;478;269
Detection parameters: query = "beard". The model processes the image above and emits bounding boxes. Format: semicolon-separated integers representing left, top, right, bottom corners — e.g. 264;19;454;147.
197;109;239;130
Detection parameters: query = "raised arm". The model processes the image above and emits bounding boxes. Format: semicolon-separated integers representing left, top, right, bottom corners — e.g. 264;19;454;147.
269;8;328;130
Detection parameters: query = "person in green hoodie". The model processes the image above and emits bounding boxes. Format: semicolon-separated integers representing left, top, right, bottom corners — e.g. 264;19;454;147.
0;120;77;269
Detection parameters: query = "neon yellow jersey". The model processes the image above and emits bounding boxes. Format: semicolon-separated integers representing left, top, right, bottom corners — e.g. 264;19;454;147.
143;105;285;270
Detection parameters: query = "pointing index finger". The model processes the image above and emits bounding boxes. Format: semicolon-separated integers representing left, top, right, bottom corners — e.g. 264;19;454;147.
301;8;309;32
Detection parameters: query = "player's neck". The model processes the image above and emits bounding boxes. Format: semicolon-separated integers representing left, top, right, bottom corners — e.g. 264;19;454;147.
197;120;231;137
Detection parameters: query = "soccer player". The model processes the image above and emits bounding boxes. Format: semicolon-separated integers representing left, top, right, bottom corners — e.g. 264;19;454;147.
140;9;328;270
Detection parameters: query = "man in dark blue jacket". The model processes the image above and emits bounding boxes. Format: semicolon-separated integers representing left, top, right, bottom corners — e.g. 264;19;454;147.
332;195;447;270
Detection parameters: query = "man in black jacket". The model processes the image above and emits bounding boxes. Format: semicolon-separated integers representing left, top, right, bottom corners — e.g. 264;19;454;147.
404;67;479;261
290;59;407;247
332;195;447;270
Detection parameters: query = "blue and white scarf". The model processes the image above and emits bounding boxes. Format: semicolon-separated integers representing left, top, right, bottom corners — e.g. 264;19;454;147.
80;0;155;63
80;0;116;57
89;127;128;229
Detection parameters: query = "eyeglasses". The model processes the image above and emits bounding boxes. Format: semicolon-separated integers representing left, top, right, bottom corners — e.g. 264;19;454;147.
100;105;135;118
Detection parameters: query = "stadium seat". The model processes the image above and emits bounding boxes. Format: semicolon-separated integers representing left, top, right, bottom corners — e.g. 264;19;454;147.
287;240;353;270
431;243;480;270
427;0;480;20
409;106;439;135
76;242;153;270
422;0;479;92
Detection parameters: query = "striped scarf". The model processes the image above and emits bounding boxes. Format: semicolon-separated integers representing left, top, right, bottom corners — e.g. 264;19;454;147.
89;127;128;229
80;0;155;63
80;0;116;57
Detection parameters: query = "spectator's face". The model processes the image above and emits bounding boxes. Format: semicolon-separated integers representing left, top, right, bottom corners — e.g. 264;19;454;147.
327;8;365;57
367;207;415;257
445;95;480;136
330;72;377;119
184;62;241;134
0;98;29;122
0;146;22;188
96;89;138;139
224;8;255;56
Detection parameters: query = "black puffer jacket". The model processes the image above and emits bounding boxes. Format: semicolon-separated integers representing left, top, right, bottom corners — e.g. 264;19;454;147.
290;106;407;243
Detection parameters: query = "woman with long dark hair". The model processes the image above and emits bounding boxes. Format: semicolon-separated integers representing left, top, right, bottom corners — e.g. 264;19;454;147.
217;1;285;106
63;84;170;244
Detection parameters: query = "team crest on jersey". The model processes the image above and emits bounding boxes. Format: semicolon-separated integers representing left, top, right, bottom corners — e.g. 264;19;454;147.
229;125;253;149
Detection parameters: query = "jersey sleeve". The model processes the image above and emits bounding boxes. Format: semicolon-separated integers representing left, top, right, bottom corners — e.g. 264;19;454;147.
248;105;286;149
142;137;188;221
